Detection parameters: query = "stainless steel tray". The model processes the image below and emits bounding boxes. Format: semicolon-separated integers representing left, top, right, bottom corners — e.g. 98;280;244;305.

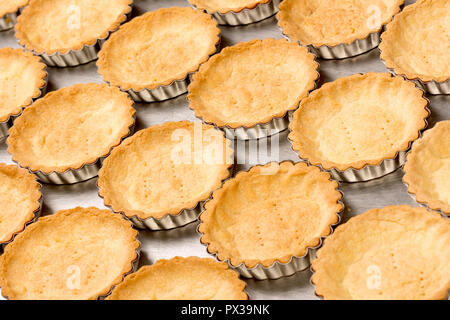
0;0;448;300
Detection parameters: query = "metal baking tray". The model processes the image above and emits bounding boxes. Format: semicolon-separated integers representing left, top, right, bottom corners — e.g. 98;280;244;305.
0;0;448;300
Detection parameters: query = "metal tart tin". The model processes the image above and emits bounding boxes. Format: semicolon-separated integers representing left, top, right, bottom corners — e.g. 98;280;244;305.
98;164;234;231
0;187;43;253
0;68;48;141
191;0;282;26
15;4;133;67
116;39;222;103
8;114;136;185
197;161;344;280
287;83;431;183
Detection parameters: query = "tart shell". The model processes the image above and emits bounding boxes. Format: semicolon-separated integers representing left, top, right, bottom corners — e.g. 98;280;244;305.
198;161;343;279
380;0;450;84
277;0;404;48
98;121;234;223
0;47;47;124
0;207;140;300
288;73;430;173
15;0;133;56
97;7;221;93
107;256;248;300
189;0;273;14
188;39;319;130
311;205;450;300
7;83;136;177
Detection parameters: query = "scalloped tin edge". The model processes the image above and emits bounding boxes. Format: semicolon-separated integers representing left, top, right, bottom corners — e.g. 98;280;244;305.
191;0;282;26
197;160;345;280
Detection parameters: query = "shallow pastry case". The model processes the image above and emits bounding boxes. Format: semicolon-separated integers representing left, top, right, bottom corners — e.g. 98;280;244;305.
0;0;448;300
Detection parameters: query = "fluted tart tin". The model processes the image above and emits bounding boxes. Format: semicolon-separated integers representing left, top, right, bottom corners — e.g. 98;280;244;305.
14;2;133;67
190;0;282;26
197;161;344;280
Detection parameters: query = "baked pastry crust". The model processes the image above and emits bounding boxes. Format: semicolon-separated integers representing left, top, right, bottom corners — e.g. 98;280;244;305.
288;73;429;171
278;0;404;47
0;0;28;17
97;7;220;92
199;161;342;268
0;207;139;300
380;0;449;83
403;120;450;215
107;256;248;300
311;205;450;300
188;38;318;129
0;47;46;123
7;83;135;174
188;0;272;14
0;163;41;244
98;121;233;220
15;0;132;55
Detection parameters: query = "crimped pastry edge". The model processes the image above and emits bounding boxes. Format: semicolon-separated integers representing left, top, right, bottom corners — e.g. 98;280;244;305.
288;72;430;172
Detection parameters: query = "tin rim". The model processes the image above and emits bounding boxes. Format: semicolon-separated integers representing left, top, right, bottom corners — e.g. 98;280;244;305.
190;0;282;26
14;3;133;67
197;160;345;280
7;111;137;185
287;74;431;183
